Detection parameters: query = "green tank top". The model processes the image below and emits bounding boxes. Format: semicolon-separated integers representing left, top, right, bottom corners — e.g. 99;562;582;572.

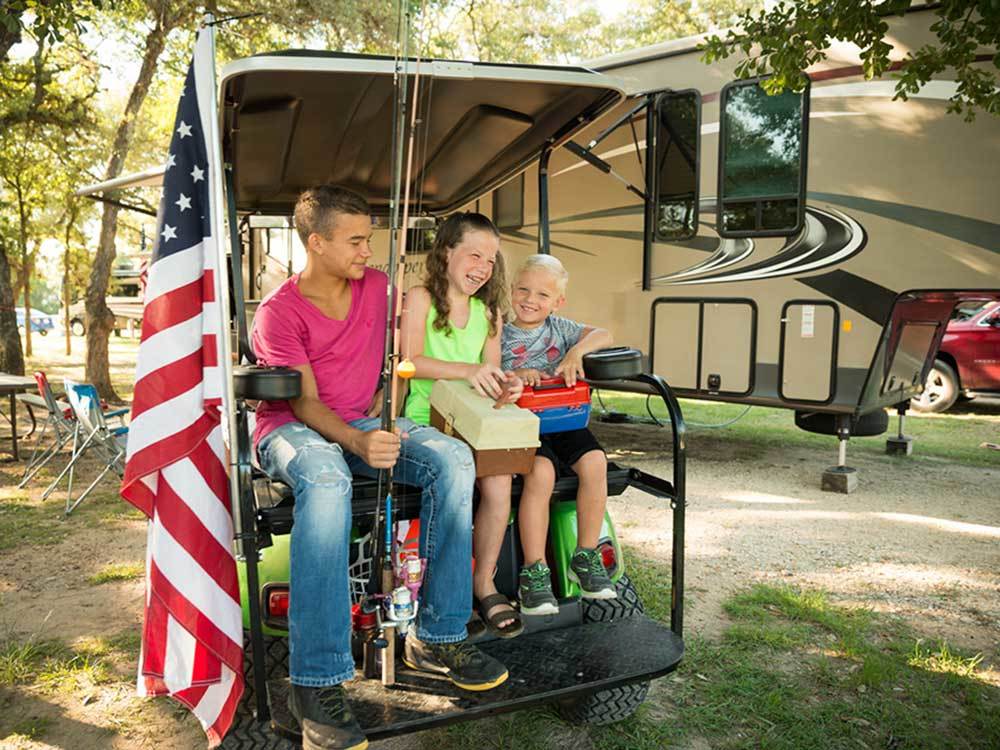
405;296;489;425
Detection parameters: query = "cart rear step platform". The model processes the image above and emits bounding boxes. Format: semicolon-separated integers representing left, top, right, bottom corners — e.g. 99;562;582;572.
269;614;682;741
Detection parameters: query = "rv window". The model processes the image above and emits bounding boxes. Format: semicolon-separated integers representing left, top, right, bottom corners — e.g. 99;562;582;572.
493;173;524;230
718;79;809;238
654;90;701;241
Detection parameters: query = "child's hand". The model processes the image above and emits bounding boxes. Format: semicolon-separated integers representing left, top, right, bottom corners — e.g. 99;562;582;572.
555;347;586;386
503;372;524;403
515;368;544;387
467;363;507;399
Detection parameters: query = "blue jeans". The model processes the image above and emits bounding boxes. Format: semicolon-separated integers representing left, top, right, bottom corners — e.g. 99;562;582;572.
257;417;475;687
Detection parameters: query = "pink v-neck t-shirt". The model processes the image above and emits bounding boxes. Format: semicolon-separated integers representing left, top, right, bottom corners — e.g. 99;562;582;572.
251;267;388;448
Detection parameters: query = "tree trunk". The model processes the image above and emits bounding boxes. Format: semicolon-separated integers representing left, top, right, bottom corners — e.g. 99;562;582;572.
0;234;24;375
85;18;169;402
15;180;31;359
63;203;78;356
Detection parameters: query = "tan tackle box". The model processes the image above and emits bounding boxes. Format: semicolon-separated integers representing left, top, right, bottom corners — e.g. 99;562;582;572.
429;379;540;477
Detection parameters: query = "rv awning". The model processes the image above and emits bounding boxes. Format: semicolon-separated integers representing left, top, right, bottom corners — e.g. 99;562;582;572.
221;51;625;216
75;165;165;197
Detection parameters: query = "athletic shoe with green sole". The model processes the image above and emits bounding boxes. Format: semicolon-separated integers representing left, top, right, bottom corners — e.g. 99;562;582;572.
568;547;617;600
518;560;559;615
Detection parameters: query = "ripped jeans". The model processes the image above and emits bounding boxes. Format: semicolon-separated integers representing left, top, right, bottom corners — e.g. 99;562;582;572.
257;417;476;687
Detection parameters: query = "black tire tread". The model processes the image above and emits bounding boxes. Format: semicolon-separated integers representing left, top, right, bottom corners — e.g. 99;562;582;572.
557;574;650;725
219;634;291;750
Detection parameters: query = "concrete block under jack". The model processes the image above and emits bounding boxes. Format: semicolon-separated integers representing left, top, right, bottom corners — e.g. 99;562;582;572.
886;436;914;455
822;465;858;494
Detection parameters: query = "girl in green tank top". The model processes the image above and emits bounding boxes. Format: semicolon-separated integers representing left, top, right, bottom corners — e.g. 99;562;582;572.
399;212;526;639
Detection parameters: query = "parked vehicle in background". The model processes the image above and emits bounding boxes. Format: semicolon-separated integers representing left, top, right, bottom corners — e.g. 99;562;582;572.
912;302;1000;413
68;297;144;336
15;308;55;335
68;267;144;336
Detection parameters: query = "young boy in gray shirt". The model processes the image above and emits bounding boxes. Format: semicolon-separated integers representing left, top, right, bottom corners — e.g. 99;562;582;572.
501;254;616;614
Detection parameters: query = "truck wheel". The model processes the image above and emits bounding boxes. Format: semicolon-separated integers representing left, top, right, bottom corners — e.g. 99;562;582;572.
556;575;650;725
70;319;85;336
219;634;294;750
911;359;959;414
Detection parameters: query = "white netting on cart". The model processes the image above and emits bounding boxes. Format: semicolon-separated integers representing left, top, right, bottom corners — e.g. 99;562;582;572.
347;531;374;605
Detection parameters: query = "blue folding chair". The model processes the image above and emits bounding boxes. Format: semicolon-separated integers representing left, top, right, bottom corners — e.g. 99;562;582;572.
44;380;129;515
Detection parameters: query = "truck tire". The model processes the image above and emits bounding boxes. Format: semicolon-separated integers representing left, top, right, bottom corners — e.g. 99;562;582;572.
556;575;650;725
219;634;294;750
70;318;85;336
910;359;959;414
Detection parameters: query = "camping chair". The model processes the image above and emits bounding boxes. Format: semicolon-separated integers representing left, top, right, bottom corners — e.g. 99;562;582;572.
17;372;76;488
44;380;129;516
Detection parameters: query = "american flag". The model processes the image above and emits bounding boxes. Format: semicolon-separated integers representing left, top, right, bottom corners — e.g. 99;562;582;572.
120;27;243;747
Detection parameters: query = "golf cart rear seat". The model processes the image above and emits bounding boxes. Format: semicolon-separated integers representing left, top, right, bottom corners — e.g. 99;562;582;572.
253;463;638;538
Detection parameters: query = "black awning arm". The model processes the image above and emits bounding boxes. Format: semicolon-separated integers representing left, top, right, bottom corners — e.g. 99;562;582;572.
562;140;646;201
584;97;649;151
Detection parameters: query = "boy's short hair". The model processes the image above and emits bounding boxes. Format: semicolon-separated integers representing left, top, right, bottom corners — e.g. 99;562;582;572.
294;185;370;245
515;254;570;294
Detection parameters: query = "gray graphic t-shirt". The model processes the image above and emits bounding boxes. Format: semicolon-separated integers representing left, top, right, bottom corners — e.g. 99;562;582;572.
502;316;585;373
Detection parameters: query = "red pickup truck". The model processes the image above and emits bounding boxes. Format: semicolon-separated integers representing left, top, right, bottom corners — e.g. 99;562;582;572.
912;301;1000;413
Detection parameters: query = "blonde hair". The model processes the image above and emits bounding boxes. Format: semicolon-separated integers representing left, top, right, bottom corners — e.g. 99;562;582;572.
515;254;569;294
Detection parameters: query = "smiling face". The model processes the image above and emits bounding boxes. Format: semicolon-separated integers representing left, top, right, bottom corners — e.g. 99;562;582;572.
308;212;373;281
511;266;564;328
445;229;500;296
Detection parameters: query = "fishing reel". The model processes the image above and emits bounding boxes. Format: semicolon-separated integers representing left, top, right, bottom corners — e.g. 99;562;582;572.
385;554;425;637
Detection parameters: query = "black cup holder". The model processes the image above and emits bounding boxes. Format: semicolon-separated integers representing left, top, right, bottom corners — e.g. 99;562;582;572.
234;366;302;401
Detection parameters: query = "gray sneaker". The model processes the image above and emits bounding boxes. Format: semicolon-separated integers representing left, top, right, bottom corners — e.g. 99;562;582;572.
518;560;559;615
568;548;617;600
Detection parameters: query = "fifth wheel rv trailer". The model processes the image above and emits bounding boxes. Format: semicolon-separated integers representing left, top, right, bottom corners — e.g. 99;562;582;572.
478;5;999;472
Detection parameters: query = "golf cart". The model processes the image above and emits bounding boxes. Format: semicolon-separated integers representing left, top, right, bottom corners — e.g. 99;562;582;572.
214;51;688;746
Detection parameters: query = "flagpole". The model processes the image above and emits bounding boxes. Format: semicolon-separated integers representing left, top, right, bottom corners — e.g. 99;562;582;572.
200;13;242;550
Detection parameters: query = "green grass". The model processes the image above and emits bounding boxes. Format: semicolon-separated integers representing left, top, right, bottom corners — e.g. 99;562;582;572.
619;552;1000;750
595;393;1000;467
0;639;68;686
87;562;144;585
0;632;139;694
0;499;72;551
4;716;53;742
408;549;997;750
0;456;143;553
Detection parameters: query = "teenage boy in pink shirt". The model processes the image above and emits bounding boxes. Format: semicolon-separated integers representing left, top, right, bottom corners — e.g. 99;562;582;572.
253;186;507;750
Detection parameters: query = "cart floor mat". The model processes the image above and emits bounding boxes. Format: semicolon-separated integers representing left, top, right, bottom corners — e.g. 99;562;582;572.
268;614;682;741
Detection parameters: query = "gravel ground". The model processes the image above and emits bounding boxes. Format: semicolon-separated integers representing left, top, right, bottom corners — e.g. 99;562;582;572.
3;414;997;750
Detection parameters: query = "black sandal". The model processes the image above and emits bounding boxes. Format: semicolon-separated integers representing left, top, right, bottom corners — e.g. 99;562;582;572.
475;593;524;639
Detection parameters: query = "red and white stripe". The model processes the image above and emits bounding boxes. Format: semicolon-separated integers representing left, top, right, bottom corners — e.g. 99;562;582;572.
120;31;242;748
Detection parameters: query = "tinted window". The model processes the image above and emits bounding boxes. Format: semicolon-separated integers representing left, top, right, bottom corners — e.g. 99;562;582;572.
493;173;524;230
719;80;808;236
654;90;700;241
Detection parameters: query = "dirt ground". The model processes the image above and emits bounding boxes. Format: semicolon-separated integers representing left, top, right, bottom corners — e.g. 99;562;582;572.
1;410;998;749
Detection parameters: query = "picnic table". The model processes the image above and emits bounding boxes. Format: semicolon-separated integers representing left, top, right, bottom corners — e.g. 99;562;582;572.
0;373;37;461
